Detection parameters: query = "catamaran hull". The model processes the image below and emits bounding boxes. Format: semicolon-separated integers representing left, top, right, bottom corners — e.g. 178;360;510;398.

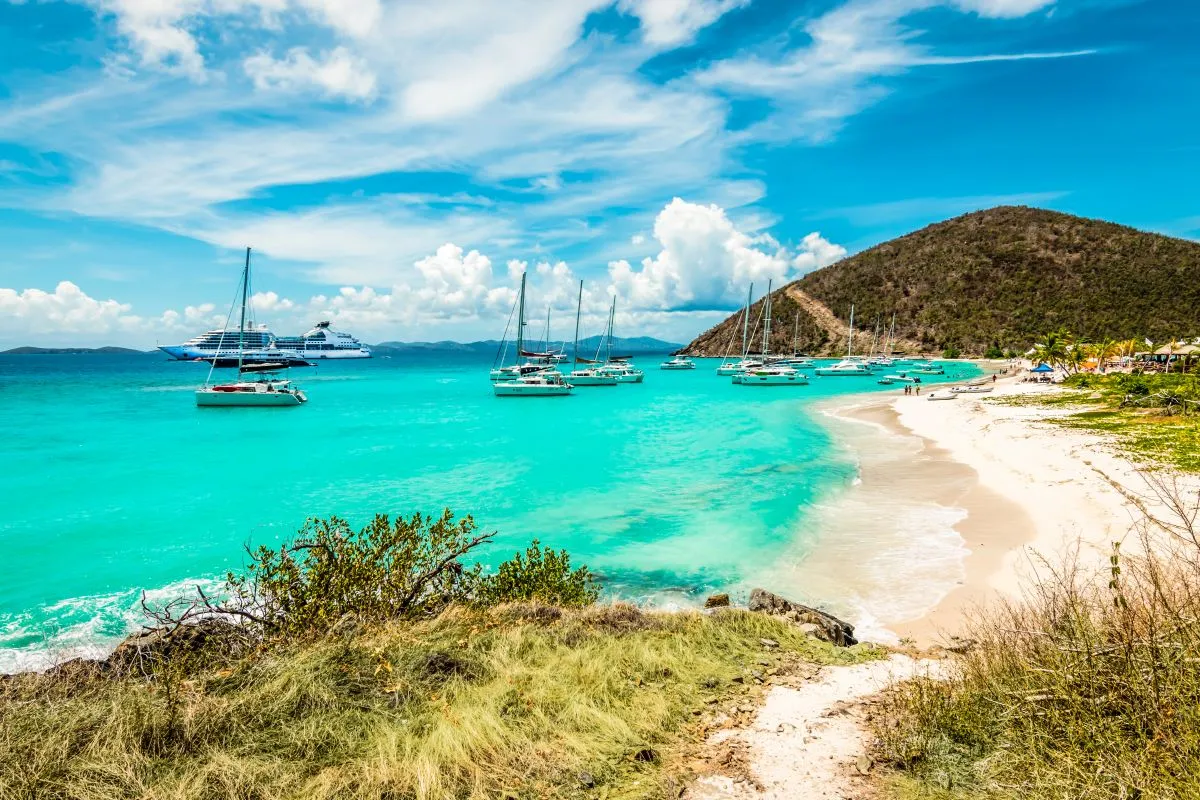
715;366;743;375
813;368;871;376
612;373;644;383
660;364;695;370
492;383;573;397
733;374;809;385
568;374;619;386
195;389;306;407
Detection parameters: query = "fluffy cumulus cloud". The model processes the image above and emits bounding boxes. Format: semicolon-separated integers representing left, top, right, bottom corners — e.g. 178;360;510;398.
303;243;518;330
0;281;137;334
607;198;845;311
244;47;377;101
792;232;847;273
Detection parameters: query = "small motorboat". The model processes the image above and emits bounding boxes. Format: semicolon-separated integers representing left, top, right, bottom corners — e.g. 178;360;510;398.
660;355;696;370
951;384;994;394
926;391;958;401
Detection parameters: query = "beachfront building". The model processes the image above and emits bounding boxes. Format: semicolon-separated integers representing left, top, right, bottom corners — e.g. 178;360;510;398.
1142;343;1200;372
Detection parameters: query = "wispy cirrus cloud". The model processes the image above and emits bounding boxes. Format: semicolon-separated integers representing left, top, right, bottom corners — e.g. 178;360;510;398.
697;0;1096;142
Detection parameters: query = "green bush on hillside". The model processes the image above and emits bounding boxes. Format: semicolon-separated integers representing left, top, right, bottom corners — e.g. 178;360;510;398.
212;511;598;641
475;539;599;607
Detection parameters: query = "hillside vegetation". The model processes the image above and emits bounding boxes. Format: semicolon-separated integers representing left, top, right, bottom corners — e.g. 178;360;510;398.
683;206;1200;356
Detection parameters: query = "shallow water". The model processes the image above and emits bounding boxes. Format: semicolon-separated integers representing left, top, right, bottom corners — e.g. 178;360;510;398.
0;352;980;669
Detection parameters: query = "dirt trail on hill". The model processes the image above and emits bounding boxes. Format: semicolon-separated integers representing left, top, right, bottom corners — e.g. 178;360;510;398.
784;286;847;348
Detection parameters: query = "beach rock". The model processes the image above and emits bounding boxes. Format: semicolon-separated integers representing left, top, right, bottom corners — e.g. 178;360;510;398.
747;588;858;647
577;771;596;789
704;593;731;608
759;638;779;649
946;636;978;654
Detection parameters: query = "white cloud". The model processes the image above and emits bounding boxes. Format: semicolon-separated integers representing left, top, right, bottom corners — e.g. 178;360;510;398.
619;0;749;45
249;291;294;312
0;281;137;334
607;198;844;311
951;0;1055;17
244;47;377;101
792;232;847;273
698;0;1092;142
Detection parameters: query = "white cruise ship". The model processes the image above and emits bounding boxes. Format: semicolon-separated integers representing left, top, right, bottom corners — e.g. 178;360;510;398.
161;321;370;360
272;322;371;359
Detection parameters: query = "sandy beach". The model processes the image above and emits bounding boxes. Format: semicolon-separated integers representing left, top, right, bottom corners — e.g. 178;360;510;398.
816;367;1184;645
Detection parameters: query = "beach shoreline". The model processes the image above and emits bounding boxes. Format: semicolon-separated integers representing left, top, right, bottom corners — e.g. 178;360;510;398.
814;366;1161;646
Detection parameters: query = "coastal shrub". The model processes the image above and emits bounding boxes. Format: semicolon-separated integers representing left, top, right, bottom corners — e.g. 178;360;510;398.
474;539;599;608
875;475;1200;799
225;510;493;637
941;345;961;359
983;343;1004;359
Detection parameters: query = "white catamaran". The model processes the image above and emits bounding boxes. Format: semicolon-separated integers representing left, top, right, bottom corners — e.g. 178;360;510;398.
716;283;765;376
195;247;308;407
595;297;645;383
815;304;872;376
732;280;807;386
566;281;618;386
492;273;573;397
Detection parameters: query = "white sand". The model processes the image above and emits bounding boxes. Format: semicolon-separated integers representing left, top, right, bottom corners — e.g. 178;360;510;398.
892;376;1147;600
686;655;946;800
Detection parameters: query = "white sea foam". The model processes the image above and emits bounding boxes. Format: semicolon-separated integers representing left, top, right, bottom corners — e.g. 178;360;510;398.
0;577;224;674
748;403;973;642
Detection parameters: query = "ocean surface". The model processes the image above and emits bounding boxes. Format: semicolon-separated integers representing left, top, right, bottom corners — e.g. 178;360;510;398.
0;352;981;670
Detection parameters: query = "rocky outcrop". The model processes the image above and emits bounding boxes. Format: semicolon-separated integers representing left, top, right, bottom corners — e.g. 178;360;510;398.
748;588;858;647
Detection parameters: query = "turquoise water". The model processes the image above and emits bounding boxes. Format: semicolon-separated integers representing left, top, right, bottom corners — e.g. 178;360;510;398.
0;353;979;670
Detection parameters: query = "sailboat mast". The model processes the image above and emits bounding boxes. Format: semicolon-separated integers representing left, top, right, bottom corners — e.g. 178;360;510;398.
888;313;896;357
762;279;772;357
515;272;527;359
742;283;753;359
792;315;799;356
607;298;616;363
238;247;250;374
847;305;855;357
573;280;583;369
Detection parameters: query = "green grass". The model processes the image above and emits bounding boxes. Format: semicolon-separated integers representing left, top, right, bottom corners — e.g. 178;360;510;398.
984;373;1200;472
0;605;881;800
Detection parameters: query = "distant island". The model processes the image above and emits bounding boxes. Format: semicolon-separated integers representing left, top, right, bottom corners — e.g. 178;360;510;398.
370;335;682;356
1;346;153;355
3;337;683;358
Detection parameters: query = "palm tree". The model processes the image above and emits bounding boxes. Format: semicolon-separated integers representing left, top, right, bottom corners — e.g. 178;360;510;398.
1089;338;1120;373
1032;329;1070;372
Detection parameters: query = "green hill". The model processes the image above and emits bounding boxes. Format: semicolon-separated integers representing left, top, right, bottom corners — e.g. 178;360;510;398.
683;206;1200;356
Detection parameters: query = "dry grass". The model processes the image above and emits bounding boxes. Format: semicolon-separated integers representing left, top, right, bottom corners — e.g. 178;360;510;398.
0;605;881;800
873;476;1200;799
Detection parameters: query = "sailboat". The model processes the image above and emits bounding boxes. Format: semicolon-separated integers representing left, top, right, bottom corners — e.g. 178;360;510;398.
566;281;618;386
815;304;872;376
732;280;807;386
489;273;563;382
195;248;307;407
492;273;573;396
596;297;645;383
774;314;814;368
716;283;764;375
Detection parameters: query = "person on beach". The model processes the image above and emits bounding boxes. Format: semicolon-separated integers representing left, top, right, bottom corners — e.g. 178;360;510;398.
916;386;921;395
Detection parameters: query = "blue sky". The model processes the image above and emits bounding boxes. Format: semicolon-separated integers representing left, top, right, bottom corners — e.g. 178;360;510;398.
0;0;1195;346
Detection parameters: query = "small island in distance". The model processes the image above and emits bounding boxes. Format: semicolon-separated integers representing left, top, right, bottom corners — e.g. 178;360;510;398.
2;336;684;357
